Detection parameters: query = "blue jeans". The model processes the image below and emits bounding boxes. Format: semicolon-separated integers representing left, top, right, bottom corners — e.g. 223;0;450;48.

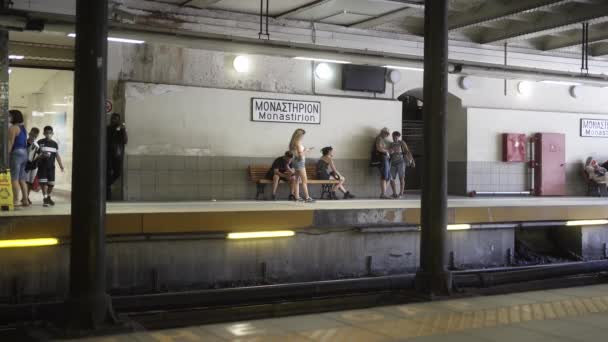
378;155;391;181
10;148;28;182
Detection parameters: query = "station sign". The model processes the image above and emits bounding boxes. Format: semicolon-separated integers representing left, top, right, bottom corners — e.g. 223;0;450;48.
251;98;321;124
580;118;608;138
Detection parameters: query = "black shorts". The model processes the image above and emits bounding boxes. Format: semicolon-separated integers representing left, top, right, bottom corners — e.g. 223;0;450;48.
317;173;331;181
37;165;56;185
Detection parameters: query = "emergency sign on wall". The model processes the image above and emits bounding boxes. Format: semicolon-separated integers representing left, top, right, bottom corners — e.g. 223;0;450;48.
581;118;608;138
251;98;321;124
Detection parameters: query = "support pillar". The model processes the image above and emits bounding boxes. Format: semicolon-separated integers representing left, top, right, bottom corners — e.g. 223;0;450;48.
415;0;452;296
65;0;115;331
0;30;8;168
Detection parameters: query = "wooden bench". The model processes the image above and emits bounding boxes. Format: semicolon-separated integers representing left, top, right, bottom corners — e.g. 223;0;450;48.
248;165;340;200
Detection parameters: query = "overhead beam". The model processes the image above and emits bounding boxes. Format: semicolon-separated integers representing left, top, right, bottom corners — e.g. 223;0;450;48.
181;0;222;8
478;2;608;44
449;0;571;31
590;41;608;56
542;22;608;50
275;0;334;20
350;7;420;29
9;41;74;61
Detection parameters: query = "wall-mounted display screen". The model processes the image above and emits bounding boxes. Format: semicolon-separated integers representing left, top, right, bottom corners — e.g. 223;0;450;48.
341;64;387;93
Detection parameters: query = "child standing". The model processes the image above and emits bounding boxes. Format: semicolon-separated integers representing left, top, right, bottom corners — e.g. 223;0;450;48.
25;127;41;204
36;126;65;207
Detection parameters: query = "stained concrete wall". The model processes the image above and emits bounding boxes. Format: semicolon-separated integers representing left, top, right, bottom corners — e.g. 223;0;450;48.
467;108;608;195
107;44;608;199
0;228;513;299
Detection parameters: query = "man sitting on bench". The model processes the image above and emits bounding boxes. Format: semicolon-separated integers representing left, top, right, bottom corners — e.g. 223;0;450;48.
267;151;297;201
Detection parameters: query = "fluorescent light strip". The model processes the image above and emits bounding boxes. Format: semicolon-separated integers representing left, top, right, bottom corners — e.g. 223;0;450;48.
0;238;59;248
53;103;70;107
565;220;608;226
540;80;581;86
447;224;472;231
227;231;295;239
383;65;423;71
293;57;351;64
8;55;24;60
68;33;145;44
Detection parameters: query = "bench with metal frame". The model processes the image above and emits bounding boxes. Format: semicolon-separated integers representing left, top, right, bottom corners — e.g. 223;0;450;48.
248;165;339;200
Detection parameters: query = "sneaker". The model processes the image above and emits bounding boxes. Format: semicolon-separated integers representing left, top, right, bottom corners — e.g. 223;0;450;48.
296;197;305;202
288;194;296;201
305;197;316;203
47;196;55;206
392;194;400;199
344;192;355;199
43;197;50;207
380;194;390;199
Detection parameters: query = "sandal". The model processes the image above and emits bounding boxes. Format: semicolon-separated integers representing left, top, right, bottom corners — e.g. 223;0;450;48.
305;197;316;203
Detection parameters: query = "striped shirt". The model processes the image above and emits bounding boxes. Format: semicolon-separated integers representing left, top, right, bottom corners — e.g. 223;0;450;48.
37;138;59;167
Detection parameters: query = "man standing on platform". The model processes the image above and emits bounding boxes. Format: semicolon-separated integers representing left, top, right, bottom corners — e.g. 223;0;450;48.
107;113;128;200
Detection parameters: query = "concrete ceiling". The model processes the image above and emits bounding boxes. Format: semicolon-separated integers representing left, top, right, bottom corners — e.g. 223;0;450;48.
129;0;608;56
6;0;608;62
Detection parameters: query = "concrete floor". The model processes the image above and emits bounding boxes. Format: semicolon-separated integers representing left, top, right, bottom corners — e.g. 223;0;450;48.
73;283;608;341
4;196;608;217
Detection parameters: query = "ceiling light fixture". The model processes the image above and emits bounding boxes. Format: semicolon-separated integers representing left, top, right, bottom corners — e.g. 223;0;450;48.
233;55;250;73
517;81;533;96
0;238;59;248
227;231;295;239
314;62;333;80
67;33;145;44
294;57;351;64
383;65;423;71
447;224;472;231
8;55;24;60
565;220;608;226
540;80;582;86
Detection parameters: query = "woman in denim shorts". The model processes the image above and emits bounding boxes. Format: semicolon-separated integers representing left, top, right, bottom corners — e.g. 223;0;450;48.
7;110;30;207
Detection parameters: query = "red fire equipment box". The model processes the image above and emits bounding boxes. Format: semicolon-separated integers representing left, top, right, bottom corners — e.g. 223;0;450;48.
502;133;527;162
533;133;566;196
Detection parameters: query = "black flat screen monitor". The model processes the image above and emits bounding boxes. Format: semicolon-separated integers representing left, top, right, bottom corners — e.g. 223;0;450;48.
341;64;387;93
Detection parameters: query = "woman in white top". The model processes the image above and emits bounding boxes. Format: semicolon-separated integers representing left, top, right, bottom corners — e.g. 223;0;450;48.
289;128;315;203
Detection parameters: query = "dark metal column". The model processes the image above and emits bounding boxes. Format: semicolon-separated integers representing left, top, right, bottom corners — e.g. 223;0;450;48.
415;0;452;296
66;0;114;330
0;29;8;168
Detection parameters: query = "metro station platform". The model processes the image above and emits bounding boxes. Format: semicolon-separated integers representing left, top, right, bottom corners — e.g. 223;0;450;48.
76;283;608;341
3;197;608;240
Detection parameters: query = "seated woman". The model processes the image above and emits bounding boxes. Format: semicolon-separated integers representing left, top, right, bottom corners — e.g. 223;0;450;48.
317;146;355;200
585;157;608;184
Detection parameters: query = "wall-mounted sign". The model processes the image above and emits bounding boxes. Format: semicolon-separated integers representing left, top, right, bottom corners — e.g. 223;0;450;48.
581;118;608;138
251;98;321;124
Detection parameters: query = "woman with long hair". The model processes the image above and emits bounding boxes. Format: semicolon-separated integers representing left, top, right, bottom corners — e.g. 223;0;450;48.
289;128;315;203
7;110;30;207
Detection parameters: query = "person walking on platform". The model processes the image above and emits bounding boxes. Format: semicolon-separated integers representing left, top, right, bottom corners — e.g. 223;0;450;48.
107;113;128;201
289;128;315;203
37;126;65;207
25;127;41;203
7;110;30;207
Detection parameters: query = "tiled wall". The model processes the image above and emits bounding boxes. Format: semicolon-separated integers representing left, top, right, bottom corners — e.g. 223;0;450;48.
466;161;585;196
125;155;398;201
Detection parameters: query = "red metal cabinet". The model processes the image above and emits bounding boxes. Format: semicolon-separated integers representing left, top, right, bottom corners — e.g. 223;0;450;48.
502;133;527;162
534;133;566;196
